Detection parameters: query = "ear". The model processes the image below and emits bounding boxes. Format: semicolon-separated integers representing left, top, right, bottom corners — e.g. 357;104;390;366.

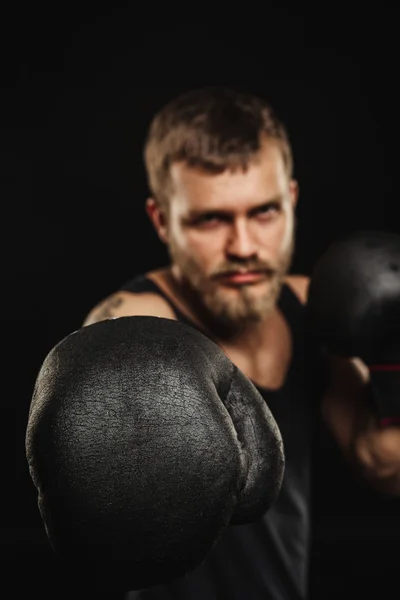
289;179;299;209
145;198;169;244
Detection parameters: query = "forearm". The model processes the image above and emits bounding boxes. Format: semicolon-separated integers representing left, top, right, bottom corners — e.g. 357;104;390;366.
352;411;400;496
322;356;400;496
352;367;400;496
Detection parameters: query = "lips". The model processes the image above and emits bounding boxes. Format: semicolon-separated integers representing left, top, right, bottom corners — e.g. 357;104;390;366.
217;271;268;284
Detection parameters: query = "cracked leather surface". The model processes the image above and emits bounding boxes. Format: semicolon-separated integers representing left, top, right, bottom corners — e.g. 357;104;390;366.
26;316;284;591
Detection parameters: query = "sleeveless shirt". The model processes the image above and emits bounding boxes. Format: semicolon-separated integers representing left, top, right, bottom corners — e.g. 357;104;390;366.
119;275;328;600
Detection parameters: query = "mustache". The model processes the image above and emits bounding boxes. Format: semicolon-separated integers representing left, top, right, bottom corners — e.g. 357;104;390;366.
212;262;276;277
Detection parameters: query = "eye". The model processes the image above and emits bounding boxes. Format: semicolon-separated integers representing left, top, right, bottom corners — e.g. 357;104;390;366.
200;214;219;223
195;214;226;227
254;203;280;218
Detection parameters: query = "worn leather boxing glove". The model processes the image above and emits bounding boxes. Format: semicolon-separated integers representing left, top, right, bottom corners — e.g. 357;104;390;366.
306;229;400;428
25;316;284;591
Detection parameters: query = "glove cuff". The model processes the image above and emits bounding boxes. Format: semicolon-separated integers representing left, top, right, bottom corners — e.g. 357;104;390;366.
368;363;400;427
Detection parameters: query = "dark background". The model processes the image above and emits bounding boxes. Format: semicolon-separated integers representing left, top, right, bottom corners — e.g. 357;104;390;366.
4;6;400;599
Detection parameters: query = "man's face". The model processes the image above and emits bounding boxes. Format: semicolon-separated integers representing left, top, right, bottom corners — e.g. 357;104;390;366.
161;142;297;331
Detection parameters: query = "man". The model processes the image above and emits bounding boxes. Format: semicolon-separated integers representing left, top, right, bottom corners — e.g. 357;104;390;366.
26;86;400;600
77;86;400;599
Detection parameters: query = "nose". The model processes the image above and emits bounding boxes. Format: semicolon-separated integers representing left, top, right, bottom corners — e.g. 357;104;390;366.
226;218;258;261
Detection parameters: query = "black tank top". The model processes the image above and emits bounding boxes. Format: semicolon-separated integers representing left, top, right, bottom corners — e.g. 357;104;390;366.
119;275;327;600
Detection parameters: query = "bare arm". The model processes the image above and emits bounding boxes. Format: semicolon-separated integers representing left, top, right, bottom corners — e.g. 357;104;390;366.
287;274;400;495
322;355;400;496
82;291;177;327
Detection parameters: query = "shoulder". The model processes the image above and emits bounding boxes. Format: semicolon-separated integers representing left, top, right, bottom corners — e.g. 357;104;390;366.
82;287;177;327
284;274;310;305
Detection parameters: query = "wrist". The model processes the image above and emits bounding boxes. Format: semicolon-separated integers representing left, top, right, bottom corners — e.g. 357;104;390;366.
366;363;400;428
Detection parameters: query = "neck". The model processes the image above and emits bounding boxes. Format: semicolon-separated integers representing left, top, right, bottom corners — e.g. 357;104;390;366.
222;310;278;348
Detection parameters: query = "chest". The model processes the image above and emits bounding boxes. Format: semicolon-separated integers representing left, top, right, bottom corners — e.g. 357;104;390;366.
221;312;293;391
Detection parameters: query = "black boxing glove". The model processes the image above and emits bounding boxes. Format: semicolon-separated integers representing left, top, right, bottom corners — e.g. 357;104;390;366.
306;229;400;428
25;316;284;592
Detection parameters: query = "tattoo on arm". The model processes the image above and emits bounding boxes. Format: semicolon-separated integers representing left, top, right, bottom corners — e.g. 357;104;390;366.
93;296;124;321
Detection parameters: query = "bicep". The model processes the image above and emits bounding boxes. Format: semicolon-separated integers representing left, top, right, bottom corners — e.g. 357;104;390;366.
82;291;177;326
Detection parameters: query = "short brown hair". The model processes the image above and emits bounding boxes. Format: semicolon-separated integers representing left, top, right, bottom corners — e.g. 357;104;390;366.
144;86;293;208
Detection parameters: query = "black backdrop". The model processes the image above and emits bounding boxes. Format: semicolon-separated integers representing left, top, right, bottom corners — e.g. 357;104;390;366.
5;6;400;599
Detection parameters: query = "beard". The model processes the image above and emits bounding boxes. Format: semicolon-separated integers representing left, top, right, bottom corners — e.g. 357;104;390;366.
167;232;295;340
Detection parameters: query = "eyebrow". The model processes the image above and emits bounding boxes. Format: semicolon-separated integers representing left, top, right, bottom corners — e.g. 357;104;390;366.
186;196;285;220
